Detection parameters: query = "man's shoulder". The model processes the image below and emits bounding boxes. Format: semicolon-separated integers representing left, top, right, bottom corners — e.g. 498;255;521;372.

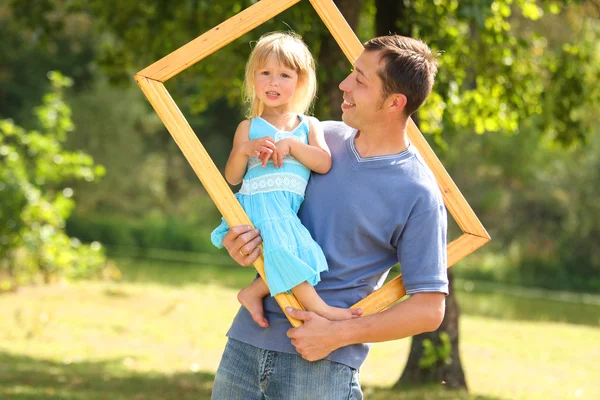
398;150;445;210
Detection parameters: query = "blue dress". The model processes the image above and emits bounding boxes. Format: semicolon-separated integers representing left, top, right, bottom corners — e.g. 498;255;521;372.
211;115;329;296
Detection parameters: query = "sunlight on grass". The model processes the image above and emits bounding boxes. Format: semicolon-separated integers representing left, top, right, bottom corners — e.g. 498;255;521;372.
1;258;599;399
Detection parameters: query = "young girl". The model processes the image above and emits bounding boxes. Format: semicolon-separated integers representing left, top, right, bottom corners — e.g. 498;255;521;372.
211;32;361;326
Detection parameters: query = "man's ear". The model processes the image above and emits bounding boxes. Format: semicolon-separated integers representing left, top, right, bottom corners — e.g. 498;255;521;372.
388;93;407;113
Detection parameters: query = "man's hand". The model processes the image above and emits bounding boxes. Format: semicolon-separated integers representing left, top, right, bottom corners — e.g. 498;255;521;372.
285;307;343;362
222;225;262;266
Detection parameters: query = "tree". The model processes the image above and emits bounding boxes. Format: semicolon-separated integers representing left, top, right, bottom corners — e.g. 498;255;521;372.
5;0;600;388
316;0;364;119
0;72;106;289
369;0;600;391
6;0;367;218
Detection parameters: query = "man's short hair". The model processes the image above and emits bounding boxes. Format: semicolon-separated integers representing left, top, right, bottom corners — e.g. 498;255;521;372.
364;35;438;116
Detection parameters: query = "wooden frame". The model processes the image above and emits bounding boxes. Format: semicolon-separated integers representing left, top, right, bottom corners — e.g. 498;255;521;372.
134;0;490;327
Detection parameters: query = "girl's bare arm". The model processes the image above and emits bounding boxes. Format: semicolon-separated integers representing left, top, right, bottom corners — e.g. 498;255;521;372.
274;117;332;174
225;120;276;185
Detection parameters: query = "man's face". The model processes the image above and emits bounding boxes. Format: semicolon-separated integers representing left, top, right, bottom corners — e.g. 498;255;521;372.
338;50;387;130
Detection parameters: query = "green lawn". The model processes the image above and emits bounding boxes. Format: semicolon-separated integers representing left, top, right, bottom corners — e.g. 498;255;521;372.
1;257;599;400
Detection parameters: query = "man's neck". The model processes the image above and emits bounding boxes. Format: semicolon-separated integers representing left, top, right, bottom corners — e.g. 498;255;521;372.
353;118;409;158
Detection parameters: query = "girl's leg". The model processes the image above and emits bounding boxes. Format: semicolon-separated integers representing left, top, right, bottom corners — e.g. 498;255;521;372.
238;278;270;328
291;282;362;320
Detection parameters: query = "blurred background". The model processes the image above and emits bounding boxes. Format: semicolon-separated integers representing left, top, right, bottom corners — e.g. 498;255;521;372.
1;0;599;399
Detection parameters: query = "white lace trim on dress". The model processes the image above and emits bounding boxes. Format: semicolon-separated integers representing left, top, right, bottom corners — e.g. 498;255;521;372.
239;173;308;197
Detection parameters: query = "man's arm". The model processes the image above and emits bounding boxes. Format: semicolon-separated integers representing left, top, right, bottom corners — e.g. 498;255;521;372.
286;292;445;361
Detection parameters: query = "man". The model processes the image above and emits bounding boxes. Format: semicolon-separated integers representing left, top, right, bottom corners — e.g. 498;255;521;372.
211;35;448;400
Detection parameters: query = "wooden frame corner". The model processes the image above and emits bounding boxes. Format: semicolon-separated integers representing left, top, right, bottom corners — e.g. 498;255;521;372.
135;0;490;326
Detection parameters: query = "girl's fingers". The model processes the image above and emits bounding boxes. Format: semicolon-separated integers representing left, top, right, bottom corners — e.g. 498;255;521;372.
261;138;276;149
260;149;273;167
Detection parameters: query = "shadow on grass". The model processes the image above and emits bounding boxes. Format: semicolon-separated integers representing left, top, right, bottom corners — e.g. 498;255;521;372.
0;351;509;400
0;352;215;400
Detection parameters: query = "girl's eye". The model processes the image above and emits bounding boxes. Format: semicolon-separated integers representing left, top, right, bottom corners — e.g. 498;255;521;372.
261;71;270;76
282;73;290;78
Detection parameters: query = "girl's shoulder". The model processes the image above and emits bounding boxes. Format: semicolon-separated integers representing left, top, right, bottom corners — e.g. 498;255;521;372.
302;115;322;135
233;119;252;137
301;115;320;124
238;119;252;129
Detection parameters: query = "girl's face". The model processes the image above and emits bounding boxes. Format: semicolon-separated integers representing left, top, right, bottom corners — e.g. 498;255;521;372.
254;54;299;112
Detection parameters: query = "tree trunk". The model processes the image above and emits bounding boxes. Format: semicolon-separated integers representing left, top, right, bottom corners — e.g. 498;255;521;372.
375;0;409;37
317;0;363;120
395;269;467;389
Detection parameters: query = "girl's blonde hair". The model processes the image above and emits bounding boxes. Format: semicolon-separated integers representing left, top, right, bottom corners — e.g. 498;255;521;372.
244;32;317;118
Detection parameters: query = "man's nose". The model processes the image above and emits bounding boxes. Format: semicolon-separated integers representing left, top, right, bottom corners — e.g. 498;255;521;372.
339;74;351;92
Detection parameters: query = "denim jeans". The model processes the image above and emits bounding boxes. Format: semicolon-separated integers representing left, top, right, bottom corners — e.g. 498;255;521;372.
212;338;363;400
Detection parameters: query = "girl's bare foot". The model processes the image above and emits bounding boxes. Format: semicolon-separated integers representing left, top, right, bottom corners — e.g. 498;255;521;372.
319;306;363;321
237;284;269;328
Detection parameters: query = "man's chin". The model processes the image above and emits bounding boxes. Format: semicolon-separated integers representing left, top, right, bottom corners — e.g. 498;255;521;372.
341;112;359;129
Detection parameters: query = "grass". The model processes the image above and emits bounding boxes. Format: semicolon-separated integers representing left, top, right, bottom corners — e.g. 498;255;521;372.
1;256;599;399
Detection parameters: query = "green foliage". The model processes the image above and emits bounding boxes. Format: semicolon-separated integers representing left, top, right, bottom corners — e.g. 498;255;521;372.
7;0;359;118
409;0;599;146
447;119;600;292
418;332;452;370
3;0;600;293
66;212;221;255
0;2;97;123
403;0;600;290
0;72;107;288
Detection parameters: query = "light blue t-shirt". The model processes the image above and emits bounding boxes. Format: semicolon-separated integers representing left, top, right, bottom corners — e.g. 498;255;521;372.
226;121;449;370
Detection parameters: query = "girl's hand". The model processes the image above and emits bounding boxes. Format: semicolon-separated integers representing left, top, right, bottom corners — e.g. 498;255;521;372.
271;138;293;168
259;149;272;167
243;137;276;159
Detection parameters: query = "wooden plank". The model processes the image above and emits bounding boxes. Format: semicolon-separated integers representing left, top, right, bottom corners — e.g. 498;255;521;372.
447;233;490;268
353;233;490;313
407;120;490;240
309;0;363;62
352;275;406;316
137;0;302;82
134;75;305;327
